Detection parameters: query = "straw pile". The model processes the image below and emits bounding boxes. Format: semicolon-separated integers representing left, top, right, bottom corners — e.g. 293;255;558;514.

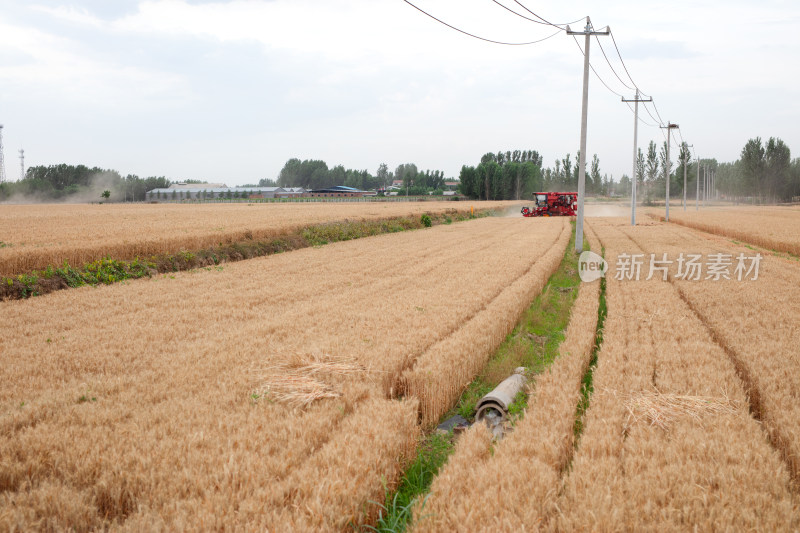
623;390;738;432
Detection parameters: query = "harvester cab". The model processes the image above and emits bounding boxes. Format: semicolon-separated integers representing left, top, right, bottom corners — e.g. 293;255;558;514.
521;192;578;217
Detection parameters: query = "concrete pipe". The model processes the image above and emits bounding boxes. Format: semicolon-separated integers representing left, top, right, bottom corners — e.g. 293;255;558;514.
474;367;527;424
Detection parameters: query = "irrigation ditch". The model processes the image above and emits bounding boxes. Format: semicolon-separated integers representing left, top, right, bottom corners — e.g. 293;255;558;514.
1;209;495;301
367;221;609;532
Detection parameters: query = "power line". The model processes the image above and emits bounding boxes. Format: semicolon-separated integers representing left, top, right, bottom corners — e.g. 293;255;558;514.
402;0;561;45
572;36;625;98
641;101;663;126
405;1;680;159
625;102;659;127
509;0;584;28
489;0;559;27
609;30;649;97
650;100;666;125
595;34;635;91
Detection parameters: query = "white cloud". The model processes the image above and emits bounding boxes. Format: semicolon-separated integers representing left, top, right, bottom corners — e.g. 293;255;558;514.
0;16;190;110
2;0;798;183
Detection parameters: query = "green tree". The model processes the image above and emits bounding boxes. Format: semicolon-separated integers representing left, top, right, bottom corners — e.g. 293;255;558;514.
619;174;631;197
376;163;390;191
765;137;791;201
645;141;659;203
562;154;573;188
676;142;692;200
590;154;601;195
740;137;766;201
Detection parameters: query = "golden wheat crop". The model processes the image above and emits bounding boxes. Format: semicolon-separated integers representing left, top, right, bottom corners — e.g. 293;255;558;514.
608;216;800;486
554;218;798;531
0;216;564;530
412;228;601;532
0;200;518;275
653;205;800;256
401;220;570;428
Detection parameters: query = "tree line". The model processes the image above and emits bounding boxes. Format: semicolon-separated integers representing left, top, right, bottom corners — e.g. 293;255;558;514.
276;158;449;195
718;137;799;202
541;151;618;196
621;136;800;204
459;150;543;200
0;164;170;202
459;149;620;200
5;138;797;204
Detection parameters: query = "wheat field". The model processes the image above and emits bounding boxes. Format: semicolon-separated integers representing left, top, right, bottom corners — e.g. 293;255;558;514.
412;225;602;532
613;217;800;485
0;216;567;530
0;201;516;276
409;217;800;531
653;204;800;256
555;218;798;531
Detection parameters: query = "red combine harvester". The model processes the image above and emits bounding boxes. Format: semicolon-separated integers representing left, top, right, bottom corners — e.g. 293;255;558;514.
521;192;578;217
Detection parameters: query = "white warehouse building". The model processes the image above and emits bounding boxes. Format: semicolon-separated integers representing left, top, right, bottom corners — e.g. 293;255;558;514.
145;186;306;201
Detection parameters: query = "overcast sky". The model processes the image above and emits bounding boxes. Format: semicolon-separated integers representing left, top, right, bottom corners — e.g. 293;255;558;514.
1;0;798;185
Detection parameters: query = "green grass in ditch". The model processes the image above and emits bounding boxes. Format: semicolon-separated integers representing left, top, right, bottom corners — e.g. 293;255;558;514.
368;221;590;532
453;225;586;423
364;433;454;532
572;249;607;442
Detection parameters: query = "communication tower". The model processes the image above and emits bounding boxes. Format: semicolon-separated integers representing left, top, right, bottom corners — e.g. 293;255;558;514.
19;149;25;180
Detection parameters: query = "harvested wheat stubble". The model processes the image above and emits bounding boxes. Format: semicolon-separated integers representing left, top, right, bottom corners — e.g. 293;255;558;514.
0;216;561;531
401;219;570;428
554;219;798;532
618;217;800;487
653;204;800;256
411;223;602;532
0;200;517;276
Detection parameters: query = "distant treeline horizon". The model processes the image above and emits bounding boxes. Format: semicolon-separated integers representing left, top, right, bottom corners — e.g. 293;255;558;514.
2;137;797;203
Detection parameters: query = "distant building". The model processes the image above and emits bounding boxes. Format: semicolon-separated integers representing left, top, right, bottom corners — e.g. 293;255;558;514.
307;185;372;198
145;186;306;201
168;182;227;189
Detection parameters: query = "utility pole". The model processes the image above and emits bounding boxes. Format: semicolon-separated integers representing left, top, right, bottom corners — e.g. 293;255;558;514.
660;122;679;221
683;144;692;211
622;90;651;225
19;149;25;181
710;169;713;203
713;169;716;201
695;156;700;211
567;17;609;252
714;169;718;201
703;164;708;207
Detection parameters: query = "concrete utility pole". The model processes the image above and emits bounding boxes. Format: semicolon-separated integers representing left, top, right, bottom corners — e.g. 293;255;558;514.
622;90;652;226
713;169;717;201
703;164;708;207
695;156;700;211
683;144;693;211
567;17;609;252
660;122;679;221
